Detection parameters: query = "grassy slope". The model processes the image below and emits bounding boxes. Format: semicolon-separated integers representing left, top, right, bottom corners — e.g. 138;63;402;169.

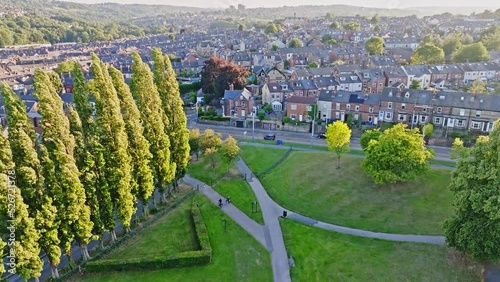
239;144;290;173
78;194;272;282
104;200;199;260
214;179;264;225
281;219;481;282
249;149;453;235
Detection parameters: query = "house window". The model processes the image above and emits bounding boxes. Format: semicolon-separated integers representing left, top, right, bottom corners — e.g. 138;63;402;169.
476;111;481;117
355;105;359;112
420;116;427;123
235;101;239;107
457;120;464;127
241;101;245;107
459;109;465;116
401;103;406;110
368;116;373;122
385;112;392;119
369;107;374;113
336;103;340;110
388;102;392;109
434;117;442;124
291;114;296;120
306;105;312;111
398;114;406;121
437;107;442;113
335;112;340;119
354;114;359;120
291;104;297;110
346;104;351;110
471;122;481;130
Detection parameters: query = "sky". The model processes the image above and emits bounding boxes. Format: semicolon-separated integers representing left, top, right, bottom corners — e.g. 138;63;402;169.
59;0;499;9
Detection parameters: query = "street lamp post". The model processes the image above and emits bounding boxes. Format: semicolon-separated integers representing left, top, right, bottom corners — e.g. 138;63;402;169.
252;106;256;141
310;105;316;148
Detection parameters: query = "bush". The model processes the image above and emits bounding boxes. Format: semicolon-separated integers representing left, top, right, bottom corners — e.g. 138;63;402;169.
200;116;231;121
85;201;212;273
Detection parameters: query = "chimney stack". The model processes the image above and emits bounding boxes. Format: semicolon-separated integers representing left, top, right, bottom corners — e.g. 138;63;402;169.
229;83;234;91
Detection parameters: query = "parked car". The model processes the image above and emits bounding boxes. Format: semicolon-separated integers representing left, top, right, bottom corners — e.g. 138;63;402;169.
264;133;276;140
317;132;326;139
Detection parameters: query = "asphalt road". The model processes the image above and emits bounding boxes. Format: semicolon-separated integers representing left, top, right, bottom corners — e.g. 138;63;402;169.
186;113;452;161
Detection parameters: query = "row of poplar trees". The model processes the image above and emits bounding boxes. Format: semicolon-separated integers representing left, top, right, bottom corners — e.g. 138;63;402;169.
0;48;190;281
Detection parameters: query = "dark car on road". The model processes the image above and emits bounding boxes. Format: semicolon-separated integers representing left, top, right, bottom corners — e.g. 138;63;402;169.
317;132;326;139
264;133;276;140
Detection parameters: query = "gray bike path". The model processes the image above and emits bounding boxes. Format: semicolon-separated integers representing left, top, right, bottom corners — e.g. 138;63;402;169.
182;176;268;250
235;159;292;282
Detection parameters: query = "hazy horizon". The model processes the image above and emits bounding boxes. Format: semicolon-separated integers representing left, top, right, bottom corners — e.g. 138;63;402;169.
58;0;499;9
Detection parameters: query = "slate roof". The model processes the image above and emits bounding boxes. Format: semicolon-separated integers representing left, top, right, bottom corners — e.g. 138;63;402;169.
287;95;316;104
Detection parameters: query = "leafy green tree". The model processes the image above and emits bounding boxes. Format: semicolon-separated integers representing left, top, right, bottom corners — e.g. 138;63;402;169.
72;64;114;245
130;52;172;205
362;123;434;184
91;54;134;230
480;24;500;51
360;129;382;150
374;24;381;32
321;34;332;43
1;84;61;277
200;129;223;152
55;60;76;74
325;12;334;19
325;121;351;169
411;43;445;64
444;120;500;263
452;42;490;63
288;38;303;48
419;34;442;47
65;106;94;260
410;79;421;89
271;44;279;51
442;33;463;56
0;126;43;281
189;128;202;160
423;123;434;144
450;138;469;160
370;14;380;25
330;21;340;29
469;78;488;94
343;21;360;31
365;36;384;55
34;69;93;262
264;23;279;34
307;61;319;68
220;136;240;171
152;49;190;189
110;66;154;216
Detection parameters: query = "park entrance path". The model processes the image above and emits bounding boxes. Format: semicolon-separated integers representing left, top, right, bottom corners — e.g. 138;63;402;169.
183;175;291;282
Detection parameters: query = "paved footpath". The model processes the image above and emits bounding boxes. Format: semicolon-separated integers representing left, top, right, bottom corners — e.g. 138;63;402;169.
183;175;291;282
182;176;268;249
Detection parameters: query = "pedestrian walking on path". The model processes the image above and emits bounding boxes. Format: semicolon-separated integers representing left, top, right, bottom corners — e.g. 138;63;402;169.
218;198;223;208
226;196;231;204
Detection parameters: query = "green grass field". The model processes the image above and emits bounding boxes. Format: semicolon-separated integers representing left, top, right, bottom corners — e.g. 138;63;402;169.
78;194;272;282
187;152;234;185
239;144;289;173
256;150;454;235
281;219;481;282
104;200;199;260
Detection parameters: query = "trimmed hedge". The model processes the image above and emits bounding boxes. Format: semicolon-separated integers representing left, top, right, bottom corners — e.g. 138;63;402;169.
84;203;211;273
200;115;231;121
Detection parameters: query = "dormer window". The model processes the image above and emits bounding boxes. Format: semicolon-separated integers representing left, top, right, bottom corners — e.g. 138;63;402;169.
405;92;410;98
388;91;393;97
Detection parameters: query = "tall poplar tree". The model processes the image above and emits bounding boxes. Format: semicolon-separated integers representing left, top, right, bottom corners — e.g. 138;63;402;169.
130;52;172;204
1;83;61;278
152;48;190;189
72;64;115;244
109;66;154;216
33;69;93;260
91;54;134;230
67;106;97;260
0;125;43;281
